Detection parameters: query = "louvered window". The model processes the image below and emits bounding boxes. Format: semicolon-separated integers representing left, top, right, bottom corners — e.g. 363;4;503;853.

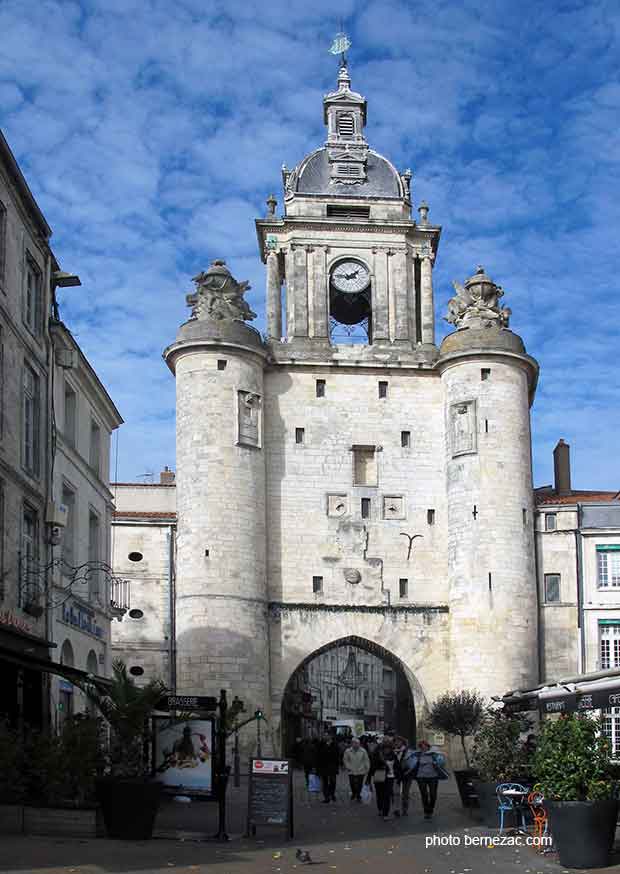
336;163;363;178
327;205;370;219
338;114;354;137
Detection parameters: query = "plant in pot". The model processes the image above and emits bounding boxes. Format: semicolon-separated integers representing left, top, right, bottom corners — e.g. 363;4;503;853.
426;689;484;808
533;714;618;869
82;659;167;839
470;708;532;827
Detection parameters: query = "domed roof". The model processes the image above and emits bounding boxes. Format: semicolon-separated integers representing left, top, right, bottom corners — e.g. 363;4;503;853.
293;147;403;199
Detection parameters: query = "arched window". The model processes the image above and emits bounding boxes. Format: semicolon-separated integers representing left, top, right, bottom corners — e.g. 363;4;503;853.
329;258;372;344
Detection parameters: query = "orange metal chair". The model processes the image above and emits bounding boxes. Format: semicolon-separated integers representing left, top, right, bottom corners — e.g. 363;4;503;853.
527;791;548;850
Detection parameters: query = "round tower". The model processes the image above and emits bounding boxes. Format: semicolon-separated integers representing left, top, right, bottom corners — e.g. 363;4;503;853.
438;267;539;698
164;261;270;737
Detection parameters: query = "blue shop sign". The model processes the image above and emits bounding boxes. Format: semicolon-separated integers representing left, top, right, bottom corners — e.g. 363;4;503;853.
61;602;104;638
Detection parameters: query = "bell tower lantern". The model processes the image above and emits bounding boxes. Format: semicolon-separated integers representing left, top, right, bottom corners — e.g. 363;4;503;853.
256;55;441;364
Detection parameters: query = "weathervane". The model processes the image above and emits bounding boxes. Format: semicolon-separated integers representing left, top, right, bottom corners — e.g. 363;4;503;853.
329;29;351;66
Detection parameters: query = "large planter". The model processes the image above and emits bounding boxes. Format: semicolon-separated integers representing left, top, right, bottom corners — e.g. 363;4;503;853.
472;780;500;827
453;770;480;808
547;799;619;869
96;779;163;839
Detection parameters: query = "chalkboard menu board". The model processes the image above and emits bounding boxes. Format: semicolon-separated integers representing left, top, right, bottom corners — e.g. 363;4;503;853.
247;758;293;838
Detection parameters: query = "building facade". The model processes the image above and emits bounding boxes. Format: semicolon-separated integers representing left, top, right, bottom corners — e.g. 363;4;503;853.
155;62;540;757
535;438;620;751
0;129;121;730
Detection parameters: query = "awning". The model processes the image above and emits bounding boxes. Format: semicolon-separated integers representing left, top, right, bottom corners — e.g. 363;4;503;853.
0;641;110;688
509;678;620;715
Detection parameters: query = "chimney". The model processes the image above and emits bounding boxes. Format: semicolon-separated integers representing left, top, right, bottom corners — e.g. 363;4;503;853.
160;466;175;485
553;439;571;496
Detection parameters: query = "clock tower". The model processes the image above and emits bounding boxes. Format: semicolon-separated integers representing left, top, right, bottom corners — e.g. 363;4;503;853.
256;61;440;361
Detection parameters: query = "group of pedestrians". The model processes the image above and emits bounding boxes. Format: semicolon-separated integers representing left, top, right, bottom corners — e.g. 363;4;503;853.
296;733;448;821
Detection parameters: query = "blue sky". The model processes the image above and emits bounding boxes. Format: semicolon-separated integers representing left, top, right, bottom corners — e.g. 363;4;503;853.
1;0;619;488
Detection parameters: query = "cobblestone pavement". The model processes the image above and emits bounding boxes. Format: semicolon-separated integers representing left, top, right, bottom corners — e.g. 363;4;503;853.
2;771;620;874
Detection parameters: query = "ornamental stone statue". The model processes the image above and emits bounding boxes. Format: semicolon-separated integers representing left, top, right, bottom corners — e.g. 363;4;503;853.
445;265;511;330
186;259;257;323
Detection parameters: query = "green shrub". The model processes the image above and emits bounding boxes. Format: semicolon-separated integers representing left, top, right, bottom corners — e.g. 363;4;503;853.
426;690;485;768
471;708;532;782
533;714;616;801
0;720;26;804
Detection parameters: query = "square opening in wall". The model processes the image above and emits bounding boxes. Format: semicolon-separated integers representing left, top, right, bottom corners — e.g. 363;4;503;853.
352;445;377;486
316;379;326;398
427;509;435;525
217;360;227;371
399;578;408;598
481;368;491;381
312;576;323;594
378;381;388;399
295;427;305;444
401;431;411;448
361;497;371;519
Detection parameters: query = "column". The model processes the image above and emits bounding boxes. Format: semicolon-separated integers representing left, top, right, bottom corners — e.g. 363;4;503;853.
312;246;329;338
372;248;389;341
420;254;436;345
293;245;308;338
284;248;295;338
393;250;410;342
265;249;282;340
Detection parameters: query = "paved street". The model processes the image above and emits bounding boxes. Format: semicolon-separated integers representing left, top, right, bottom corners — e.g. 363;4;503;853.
2;772;620;874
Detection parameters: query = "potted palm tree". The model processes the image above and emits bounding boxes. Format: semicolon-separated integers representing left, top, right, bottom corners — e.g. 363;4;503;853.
84;659;167;839
426;690;484;807
533;714;618;869
470;708;532;827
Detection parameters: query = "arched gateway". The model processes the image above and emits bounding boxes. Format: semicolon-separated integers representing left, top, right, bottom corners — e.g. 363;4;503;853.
281;636;417;753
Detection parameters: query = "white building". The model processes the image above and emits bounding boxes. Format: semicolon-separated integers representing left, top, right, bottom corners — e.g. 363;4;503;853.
535;438;620;750
49;320;123;727
0;128;122;730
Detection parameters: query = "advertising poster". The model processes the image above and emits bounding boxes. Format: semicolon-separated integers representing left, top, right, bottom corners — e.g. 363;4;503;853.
154;718;214;794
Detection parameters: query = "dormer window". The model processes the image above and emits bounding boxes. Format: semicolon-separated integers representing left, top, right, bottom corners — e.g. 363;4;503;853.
335;163;363;179
337;113;355;137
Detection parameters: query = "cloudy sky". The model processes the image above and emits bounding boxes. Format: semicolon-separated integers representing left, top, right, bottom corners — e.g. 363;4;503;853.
1;0;618;488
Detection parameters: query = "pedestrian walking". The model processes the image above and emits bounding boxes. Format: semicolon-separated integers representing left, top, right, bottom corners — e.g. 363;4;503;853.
343;737;370;801
368;737;397;820
316;734;339;802
410;739;448;819
393;735;416;816
300;737;318;787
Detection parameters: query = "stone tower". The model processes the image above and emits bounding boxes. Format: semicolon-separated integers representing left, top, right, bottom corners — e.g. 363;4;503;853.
164;261;271;723
437;268;539;697
163;60;540;753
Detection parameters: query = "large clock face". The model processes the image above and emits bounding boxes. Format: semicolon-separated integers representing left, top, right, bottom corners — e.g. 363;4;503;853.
331;260;370;294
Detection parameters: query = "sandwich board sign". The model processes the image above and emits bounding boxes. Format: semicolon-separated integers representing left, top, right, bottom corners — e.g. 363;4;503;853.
247;758;293;838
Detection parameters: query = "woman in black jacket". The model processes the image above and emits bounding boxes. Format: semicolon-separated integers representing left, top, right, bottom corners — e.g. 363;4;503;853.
316;735;340;802
367;738;397;819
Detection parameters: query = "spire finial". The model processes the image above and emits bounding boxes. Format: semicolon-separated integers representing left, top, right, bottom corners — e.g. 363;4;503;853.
329;29;351;68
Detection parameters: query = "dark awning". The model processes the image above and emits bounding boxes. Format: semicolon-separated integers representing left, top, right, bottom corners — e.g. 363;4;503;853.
537;680;620;714
0;642;110;688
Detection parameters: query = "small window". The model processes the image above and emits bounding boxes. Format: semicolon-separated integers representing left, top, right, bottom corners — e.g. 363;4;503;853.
598;549;620;588
316;379;326;398
88;510;101;602
312;575;323;594
544;573;561;603
352;445;377;487
89;420;101;475
0;199;6;286
361;498;371;519
61;485;76;572
129;666;144;676
427;509;435;525
399;578;408;599
128;608;144;620
24;254;42;335
217;359;227;370
337;113;355;137
401;431;410;448
481;368;491;381
22;365;40;476
128;551;143;562
485;419;489;434
378;381;388;399
522;508;528;526
545;513;557;531
64;382;77;447
295;427;305;444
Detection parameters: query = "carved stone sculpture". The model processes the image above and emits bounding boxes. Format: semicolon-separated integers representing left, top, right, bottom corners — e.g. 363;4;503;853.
186;260;256;323
445;265;512;329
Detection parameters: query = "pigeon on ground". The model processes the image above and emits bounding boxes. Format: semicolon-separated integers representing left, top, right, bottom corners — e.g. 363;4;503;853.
296;849;313;864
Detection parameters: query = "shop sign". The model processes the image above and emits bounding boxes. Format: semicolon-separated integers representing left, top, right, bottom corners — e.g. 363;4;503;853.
61;602;104;638
0;609;33;636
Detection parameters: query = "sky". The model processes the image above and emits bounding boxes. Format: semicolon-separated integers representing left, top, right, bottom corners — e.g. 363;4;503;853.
1;0;619;488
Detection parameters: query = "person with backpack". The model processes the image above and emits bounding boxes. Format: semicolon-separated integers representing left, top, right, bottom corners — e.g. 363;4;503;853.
410;739;449;819
392;735;416;816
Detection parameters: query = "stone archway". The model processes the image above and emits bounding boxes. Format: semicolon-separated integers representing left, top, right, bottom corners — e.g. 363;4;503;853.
280;635;417;756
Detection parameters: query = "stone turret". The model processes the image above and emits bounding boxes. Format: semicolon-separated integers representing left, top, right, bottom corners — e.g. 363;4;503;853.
438;267;539;697
164;261;270;749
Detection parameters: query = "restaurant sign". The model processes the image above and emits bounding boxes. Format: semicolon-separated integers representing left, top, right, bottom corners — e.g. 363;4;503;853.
0;609;33;636
61;602;104;638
